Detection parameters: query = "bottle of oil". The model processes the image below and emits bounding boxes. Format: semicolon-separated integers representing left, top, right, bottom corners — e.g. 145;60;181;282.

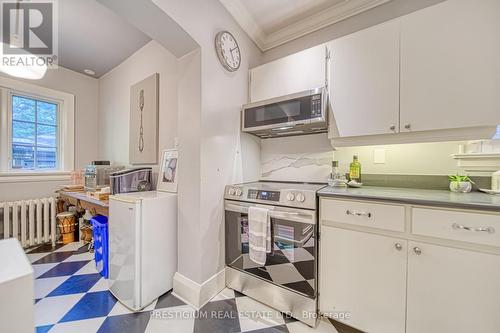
349;155;361;182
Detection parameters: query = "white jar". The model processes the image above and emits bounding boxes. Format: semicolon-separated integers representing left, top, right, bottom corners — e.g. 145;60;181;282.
492;170;500;191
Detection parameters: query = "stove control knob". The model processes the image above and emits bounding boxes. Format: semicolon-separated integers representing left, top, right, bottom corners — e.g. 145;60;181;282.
235;188;243;196
228;188;236;196
296;193;306;203
286;193;295;201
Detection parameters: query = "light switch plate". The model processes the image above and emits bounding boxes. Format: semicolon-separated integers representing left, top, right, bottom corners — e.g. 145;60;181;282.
374;149;386;164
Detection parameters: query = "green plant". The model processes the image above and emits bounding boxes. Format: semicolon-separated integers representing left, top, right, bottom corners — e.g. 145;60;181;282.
448;174;474;183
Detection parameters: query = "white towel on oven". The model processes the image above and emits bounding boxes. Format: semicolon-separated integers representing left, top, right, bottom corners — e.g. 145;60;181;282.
248;206;271;265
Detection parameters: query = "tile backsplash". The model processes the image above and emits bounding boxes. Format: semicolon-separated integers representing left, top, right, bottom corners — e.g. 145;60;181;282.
260;134;332;183
260;134;498;183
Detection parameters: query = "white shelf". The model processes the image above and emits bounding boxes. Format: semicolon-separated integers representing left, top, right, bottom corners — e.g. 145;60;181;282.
452;153;500;172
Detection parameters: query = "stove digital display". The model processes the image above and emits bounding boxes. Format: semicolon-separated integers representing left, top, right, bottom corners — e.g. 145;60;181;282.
247;189;280;201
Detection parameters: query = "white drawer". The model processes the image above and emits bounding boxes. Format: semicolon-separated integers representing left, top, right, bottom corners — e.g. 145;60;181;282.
412;208;500;247
320;198;405;232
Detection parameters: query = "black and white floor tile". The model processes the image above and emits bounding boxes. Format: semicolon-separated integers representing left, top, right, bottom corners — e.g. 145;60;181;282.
28;242;338;333
237;237;317;298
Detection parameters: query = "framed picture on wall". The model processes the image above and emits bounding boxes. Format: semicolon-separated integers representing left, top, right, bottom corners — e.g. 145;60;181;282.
157;149;178;192
129;73;159;164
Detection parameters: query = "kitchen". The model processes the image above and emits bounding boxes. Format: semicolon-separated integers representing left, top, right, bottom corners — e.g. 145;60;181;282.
0;0;499;332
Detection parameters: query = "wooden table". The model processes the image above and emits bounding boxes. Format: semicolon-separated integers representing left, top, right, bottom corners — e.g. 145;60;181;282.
58;191;109;216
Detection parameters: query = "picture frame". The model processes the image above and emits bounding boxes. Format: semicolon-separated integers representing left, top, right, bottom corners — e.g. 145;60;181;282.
157;149;178;192
129;73;159;165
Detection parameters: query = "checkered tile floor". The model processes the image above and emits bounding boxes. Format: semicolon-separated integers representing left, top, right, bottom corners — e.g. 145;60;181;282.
28;242;338;333
236;237;316;297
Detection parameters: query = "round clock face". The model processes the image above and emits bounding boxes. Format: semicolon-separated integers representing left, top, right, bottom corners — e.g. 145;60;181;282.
215;31;241;72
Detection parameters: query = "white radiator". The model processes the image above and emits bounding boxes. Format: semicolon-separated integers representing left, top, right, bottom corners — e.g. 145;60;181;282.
1;198;57;248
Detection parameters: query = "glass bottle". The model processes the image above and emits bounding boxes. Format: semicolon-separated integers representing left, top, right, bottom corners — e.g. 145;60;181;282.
349;155;361;182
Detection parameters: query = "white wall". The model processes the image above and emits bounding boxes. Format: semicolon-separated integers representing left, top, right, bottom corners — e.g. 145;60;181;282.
333;141;466;176
0;67;99;202
98;40;178;166
153;0;263;286
176;49;202;283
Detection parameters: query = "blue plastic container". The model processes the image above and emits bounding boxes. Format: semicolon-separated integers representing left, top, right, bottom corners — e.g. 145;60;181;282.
91;215;109;278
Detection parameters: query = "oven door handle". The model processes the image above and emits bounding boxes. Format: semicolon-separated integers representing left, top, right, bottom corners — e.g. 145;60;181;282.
225;203;250;214
225;203;315;224
268;211;314;223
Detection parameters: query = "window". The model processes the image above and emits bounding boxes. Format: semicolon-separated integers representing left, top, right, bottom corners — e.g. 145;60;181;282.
0;75;75;179
11;95;59;170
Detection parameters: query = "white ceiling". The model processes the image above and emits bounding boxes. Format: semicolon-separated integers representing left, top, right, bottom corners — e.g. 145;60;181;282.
58;0;151;78
220;0;392;51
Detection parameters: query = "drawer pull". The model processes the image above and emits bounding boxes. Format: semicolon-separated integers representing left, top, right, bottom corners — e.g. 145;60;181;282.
346;210;372;218
452;223;495;234
413;247;422;255
394;243;403;251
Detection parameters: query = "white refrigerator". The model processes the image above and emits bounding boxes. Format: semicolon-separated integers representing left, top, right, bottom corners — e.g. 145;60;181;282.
108;191;177;311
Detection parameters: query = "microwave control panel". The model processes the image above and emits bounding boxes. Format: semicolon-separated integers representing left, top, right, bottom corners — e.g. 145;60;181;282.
247;189;280;202
310;94;322;118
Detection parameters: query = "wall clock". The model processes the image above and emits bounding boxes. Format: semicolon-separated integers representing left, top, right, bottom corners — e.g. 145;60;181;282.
215;31;241;72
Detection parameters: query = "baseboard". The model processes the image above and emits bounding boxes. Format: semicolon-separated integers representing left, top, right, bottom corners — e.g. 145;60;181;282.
172;268;225;309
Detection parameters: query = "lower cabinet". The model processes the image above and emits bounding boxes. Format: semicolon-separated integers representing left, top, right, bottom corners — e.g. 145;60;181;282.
406;242;500;333
319;226;407;333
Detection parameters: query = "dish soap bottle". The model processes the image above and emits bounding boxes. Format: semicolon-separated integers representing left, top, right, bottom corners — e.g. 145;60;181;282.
349;155;361;182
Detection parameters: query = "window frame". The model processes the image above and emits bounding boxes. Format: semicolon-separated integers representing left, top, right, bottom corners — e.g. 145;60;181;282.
7;91;62;172
0;76;74;182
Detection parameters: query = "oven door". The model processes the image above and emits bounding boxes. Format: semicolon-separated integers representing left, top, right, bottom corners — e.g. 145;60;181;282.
225;200;317;298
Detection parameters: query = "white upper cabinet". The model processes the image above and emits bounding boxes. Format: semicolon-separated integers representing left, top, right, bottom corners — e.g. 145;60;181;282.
400;0;500;132
329;20;400;138
249;45;327;103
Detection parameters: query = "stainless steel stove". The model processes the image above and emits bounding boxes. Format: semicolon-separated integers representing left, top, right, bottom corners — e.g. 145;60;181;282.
224;181;326;327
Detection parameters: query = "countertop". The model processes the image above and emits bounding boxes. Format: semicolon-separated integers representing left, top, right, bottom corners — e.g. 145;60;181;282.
317;186;500;212
59;191;109;207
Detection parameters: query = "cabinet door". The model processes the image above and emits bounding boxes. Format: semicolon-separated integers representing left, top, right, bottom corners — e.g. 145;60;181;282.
400;0;500;132
319;226;407;333
250;45;326;103
407;242;500;333
330;20;400;137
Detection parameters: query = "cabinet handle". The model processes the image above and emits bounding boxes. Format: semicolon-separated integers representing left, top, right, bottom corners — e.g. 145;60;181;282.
394;243;403;251
413;247;422;255
404;124;411;130
452;223;495;234
389;125;396;131
346;210;371;218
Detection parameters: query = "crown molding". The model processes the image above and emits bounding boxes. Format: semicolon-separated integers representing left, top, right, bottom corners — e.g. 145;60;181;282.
219;0;267;48
220;0;392;51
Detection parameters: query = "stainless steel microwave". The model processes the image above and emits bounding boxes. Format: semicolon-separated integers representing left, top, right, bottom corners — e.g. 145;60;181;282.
241;87;328;138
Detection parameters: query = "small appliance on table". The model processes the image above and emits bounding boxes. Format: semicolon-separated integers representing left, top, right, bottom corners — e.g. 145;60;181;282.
108;190;177;311
84;161;124;192
224;181;326;326
109;167;153;194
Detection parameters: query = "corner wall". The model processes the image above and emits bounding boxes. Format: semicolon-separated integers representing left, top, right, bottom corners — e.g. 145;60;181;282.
153;0;263;292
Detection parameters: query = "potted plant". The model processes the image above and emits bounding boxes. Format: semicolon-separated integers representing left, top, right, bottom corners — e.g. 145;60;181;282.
448;174;474;193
